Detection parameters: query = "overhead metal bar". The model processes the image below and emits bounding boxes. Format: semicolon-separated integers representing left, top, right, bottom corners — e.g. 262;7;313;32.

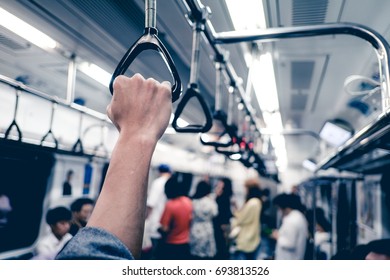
0;74;110;122
183;0;263;135
209;23;390;112
183;0;390;173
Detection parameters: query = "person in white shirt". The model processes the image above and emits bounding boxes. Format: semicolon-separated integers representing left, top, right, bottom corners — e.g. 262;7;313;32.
272;193;308;260
145;164;172;258
34;206;73;260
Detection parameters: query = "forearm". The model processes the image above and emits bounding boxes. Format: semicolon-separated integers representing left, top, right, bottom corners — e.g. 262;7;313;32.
87;132;157;258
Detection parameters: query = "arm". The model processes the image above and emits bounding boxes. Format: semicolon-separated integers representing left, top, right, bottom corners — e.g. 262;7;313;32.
159;202;172;234
86;74;171;259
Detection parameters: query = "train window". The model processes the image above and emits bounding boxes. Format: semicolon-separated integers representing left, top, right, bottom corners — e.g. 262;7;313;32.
0;141;54;255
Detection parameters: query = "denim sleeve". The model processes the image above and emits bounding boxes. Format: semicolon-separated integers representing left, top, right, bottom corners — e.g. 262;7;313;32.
56;227;134;260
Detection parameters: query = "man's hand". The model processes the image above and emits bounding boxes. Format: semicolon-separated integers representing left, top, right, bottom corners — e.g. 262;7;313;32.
107;74;172;142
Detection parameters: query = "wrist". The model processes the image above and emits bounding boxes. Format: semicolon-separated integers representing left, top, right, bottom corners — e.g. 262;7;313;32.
117;130;158;150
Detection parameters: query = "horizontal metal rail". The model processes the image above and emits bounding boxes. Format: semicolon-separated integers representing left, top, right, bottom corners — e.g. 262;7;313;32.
0;74;110;122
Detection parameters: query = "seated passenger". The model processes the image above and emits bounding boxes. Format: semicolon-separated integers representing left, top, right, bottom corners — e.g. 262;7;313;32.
69;198;94;236
365;239;390;260
33;206;72;260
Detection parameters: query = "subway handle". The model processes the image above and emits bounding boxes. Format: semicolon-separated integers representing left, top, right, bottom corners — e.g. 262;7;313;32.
109;27;182;103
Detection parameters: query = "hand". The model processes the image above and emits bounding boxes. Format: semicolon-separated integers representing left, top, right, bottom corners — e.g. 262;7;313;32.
271;229;279;240
107;74;172;142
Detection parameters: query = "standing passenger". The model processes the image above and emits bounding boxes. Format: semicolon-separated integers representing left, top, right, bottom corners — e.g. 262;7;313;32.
157;174;192;260
231;178;262;260
213;177;234;259
62;170;73;196
145;164;172;258
190;180;218;260
272;193;308;260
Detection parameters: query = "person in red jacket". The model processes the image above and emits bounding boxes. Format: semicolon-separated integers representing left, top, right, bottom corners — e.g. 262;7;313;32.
157;174;192;260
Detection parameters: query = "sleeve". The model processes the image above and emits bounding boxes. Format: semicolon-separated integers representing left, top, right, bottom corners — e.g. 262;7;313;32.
277;217;298;250
211;199;218;217
35;239;51;256
56;227;134;260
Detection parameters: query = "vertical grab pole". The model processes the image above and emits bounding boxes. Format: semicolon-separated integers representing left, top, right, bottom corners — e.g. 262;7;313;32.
227;85;235;126
66;54;76;104
214;61;223;112
189;21;203;86
145;0;157;29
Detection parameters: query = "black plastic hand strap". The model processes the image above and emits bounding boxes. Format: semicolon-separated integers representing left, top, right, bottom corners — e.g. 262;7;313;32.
4;90;22;141
40;129;58;149
72;139;84;154
200;110;233;147
93;143;108;158
109;28;182;102
4;120;22;141
172;84;212;133
40;102;59;149
72;112;84;154
215;134;241;157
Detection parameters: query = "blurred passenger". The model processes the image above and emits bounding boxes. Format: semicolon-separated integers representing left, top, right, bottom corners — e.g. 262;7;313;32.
145;163;172;259
62;170;73;196
257;188;276;259
157;173;192;260
365;239;390;260
213;177;234;259
332;239;390;260
272;193;308;260
0;193;12;229
314;208;331;260
69;198;94;236
231;178;262;260
57;74;173;259
33;206;72;259
190;180;218;260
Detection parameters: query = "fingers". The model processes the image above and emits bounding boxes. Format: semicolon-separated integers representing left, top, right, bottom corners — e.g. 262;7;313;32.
161;81;171;90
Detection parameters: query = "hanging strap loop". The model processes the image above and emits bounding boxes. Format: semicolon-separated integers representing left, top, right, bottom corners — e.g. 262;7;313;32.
172;16;212;133
172;84;212;133
93;121;109;157
40;102;59;149
109;0;182;102
72;112;84;154
4;90;22;141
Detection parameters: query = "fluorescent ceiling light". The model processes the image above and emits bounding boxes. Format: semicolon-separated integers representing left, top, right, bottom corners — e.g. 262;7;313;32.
225;0;266;30
0;7;57;49
251;53;279;112
78;62;111;87
263;111;288;170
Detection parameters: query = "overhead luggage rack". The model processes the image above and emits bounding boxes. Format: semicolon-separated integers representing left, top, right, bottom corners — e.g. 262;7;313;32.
317;109;390;173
